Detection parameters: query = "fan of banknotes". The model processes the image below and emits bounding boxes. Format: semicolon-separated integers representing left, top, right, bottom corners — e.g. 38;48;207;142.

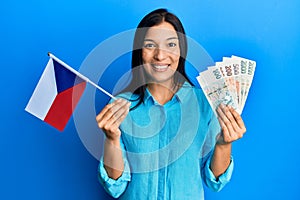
196;55;256;114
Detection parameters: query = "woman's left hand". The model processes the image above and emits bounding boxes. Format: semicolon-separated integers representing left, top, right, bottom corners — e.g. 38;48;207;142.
216;104;246;145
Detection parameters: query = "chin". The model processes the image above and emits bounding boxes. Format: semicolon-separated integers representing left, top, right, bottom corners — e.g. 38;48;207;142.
147;75;175;85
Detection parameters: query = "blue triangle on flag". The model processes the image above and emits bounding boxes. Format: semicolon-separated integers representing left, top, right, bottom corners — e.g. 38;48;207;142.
53;59;85;93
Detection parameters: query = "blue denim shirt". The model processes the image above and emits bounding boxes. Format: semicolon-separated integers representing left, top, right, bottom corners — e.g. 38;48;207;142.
98;82;233;199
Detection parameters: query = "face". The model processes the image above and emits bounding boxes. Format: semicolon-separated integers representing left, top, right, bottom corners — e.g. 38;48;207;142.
142;21;180;85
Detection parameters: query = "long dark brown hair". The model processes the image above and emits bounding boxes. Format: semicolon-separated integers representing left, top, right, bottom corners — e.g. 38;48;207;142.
123;8;193;110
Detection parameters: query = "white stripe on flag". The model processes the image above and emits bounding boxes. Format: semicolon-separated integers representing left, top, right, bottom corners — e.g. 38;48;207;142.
25;58;57;120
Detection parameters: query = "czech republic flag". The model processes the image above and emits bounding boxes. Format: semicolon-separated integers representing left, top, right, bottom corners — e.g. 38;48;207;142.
25;54;87;131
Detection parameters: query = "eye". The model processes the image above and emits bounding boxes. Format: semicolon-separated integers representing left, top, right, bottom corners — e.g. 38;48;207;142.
168;42;177;48
144;43;156;49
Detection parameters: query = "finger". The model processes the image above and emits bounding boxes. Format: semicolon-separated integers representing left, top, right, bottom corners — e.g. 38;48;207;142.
217;116;228;137
219;104;242;133
96;98;122;122
217;117;232;144
104;101;130;128
113;101;130;120
111;104;130;128
97;99;127;122
99;101;128;129
97;99;128;127
229;106;246;132
217;104;235;137
96;104;112;122
223;106;246;139
223;105;241;133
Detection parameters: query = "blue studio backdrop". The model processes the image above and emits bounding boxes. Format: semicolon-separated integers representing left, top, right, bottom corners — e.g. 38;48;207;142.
1;0;300;199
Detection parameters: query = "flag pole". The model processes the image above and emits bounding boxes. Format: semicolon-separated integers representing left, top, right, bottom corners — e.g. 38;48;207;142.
48;52;117;100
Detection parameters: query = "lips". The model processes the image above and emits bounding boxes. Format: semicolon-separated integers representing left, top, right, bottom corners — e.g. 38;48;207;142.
151;63;170;72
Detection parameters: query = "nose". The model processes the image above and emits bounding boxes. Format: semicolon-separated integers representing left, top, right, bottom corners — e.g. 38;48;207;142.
154;48;167;60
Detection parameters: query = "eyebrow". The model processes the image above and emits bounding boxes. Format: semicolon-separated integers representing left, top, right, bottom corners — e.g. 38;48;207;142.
144;37;179;42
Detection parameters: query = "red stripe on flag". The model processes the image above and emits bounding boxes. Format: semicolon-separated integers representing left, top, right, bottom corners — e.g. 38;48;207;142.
44;82;86;131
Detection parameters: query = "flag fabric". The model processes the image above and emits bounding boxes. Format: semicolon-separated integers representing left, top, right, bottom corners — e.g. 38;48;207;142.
25;57;86;131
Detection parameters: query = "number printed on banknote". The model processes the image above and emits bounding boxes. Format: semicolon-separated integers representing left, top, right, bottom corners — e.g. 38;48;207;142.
197;55;256;114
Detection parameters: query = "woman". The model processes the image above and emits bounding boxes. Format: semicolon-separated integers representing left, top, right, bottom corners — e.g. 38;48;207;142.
96;8;246;199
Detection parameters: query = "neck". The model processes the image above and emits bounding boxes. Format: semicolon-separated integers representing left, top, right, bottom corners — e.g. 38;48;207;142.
147;81;179;105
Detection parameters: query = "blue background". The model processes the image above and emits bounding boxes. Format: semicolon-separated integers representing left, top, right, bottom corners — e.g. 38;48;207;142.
1;0;300;199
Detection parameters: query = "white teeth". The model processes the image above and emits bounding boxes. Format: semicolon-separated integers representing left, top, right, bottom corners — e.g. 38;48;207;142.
153;65;168;69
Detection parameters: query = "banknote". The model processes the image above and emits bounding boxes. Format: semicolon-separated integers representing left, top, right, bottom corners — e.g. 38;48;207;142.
197;55;256;114
207;65;239;111
221;57;242;109
215;61;239;110
198;67;238;114
231;56;256;111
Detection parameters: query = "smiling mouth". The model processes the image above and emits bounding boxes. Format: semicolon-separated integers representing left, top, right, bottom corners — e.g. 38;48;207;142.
151;64;170;72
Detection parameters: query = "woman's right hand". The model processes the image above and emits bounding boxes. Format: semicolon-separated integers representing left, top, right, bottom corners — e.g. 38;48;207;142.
96;98;131;142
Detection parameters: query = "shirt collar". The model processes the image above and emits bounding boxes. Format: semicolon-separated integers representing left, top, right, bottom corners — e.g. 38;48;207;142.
144;81;193;105
175;81;193;102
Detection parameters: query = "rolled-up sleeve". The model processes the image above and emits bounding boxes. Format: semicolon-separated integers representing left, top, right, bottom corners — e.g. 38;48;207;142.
200;106;234;192
98;157;131;198
202;153;234;192
98;136;131;198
